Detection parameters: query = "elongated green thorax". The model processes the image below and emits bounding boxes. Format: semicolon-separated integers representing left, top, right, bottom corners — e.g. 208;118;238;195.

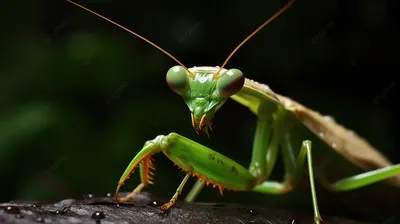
166;66;245;134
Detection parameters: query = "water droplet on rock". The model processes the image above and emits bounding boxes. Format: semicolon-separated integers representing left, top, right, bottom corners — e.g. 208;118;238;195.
247;209;258;215
148;200;163;206
91;211;105;220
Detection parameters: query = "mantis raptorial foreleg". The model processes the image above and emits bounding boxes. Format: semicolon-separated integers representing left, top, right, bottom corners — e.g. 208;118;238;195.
115;133;260;211
115;135;194;210
115;136;163;203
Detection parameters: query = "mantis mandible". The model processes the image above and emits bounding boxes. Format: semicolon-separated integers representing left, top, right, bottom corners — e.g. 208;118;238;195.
65;0;400;223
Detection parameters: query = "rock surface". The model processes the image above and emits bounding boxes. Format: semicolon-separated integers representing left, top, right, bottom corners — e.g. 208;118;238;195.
0;192;375;224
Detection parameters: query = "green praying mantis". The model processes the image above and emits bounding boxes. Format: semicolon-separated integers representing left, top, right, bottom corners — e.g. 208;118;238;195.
65;0;400;223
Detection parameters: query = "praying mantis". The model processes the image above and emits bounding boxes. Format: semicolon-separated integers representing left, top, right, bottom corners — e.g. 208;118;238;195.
65;0;400;223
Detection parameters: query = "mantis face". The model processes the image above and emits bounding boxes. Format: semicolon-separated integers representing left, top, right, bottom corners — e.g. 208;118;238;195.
166;65;245;134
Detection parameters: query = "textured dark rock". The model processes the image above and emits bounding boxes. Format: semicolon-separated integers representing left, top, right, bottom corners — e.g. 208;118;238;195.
0;192;375;224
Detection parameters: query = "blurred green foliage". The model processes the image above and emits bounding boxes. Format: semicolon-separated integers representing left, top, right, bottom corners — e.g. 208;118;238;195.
0;0;399;222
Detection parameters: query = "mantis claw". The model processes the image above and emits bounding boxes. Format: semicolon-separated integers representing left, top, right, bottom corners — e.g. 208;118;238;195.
160;202;174;211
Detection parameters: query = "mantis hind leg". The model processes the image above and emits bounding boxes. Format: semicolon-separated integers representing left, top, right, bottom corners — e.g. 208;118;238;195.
317;164;400;191
185;179;206;202
252;133;322;224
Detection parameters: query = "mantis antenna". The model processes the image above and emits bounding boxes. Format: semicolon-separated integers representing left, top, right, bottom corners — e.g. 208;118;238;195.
66;0;297;78
215;0;297;78
64;0;191;75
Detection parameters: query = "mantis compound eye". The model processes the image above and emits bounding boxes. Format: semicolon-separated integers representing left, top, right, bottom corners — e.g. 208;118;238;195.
216;69;245;98
166;65;190;96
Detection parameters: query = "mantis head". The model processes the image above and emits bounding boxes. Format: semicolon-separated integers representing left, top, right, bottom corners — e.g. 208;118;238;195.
166;65;245;135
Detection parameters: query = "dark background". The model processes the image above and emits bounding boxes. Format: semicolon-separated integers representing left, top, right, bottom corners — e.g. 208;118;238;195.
1;0;399;223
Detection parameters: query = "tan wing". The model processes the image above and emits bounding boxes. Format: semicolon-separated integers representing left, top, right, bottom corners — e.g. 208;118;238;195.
243;78;400;187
